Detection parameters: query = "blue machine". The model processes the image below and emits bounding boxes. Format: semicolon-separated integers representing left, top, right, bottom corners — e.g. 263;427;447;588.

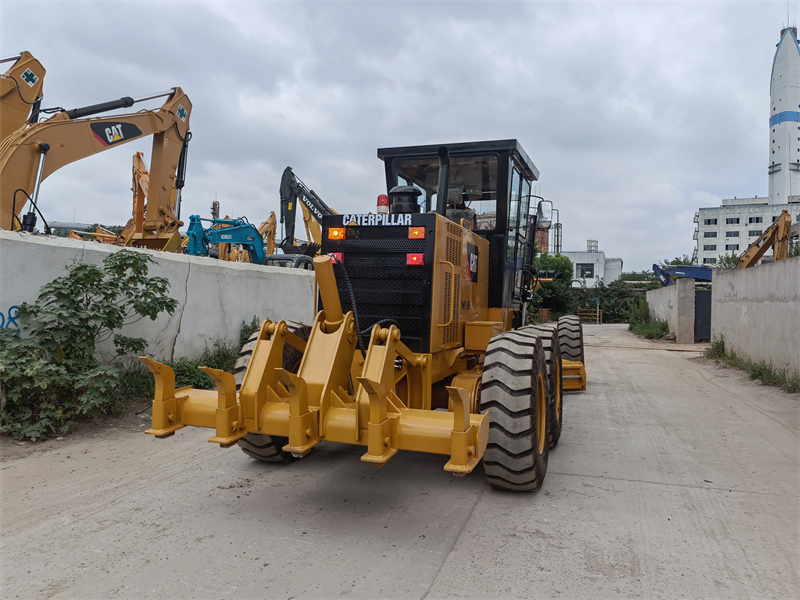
186;215;266;265
652;264;713;286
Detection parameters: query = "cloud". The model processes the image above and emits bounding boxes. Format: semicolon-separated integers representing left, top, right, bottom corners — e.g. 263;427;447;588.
0;1;790;270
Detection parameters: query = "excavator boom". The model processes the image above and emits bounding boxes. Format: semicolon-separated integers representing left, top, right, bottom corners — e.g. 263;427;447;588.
279;166;337;254
738;210;792;268
0;87;191;249
0;51;46;141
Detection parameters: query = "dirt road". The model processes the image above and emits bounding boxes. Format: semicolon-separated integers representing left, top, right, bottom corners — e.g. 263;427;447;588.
1;325;797;599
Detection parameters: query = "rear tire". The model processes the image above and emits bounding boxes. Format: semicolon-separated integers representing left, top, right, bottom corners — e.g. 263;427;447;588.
480;330;549;492
520;325;563;449
235;320;311;463
557;315;584;364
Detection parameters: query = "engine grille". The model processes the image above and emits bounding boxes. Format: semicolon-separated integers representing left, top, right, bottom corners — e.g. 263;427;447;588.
327;227;430;351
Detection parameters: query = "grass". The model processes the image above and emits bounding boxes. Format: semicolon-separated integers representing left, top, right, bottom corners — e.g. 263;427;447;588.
705;338;800;394
109;316;263;413
628;319;669;339
109;336;244;414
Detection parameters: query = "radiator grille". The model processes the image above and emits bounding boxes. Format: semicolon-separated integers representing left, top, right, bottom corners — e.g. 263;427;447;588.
328;227;428;351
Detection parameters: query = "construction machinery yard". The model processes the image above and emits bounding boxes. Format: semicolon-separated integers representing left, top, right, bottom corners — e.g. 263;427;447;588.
1;35;799;600
1;325;796;599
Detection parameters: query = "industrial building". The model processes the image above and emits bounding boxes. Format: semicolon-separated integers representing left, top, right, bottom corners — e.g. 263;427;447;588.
695;26;800;264
562;239;623;287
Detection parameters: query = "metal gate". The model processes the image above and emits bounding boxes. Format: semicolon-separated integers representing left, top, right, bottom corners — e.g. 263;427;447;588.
694;289;711;341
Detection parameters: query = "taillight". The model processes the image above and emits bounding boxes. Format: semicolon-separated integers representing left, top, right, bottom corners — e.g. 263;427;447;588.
329;252;344;263
328;227;346;240
377;194;389;215
406;253;424;266
408;226;426;239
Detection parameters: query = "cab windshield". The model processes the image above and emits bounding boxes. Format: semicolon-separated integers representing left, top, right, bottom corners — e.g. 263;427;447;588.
391;154;498;231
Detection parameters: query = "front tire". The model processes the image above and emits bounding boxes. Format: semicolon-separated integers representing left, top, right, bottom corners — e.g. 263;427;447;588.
520;325;563;449
235;320;311;463
557;315;584;364
480;330;549;492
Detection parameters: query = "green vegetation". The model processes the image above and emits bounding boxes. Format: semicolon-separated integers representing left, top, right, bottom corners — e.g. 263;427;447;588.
0;250;177;441
115;337;242;404
715;251;740;269
663;254;694;266
527;252;577;321
706;338;799;394
626;295;669;339
0;252;264;441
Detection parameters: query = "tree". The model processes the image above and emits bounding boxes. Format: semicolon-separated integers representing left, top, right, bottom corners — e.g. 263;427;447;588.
663;254;693;266
715;251;740;269
529;253;577;319
0;250;177;440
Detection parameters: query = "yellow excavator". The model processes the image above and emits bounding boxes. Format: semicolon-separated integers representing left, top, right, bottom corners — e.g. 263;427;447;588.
0;51;46;141
140;140;587;492
738;210;793;268
0;86;191;253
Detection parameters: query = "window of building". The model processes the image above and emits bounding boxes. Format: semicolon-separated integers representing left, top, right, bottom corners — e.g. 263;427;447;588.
704;231;717;238
773;216;778;222
703;244;716;251
726;218;739;224
703;218;717;225
726;231;739;237
749;216;762;223
576;263;594;279
725;244;739;251
703;258;716;264
748;230;762;237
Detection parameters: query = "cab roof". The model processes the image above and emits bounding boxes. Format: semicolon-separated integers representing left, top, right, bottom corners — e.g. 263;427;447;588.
377;139;539;181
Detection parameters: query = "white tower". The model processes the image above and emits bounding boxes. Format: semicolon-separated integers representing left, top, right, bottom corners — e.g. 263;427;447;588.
769;26;800;203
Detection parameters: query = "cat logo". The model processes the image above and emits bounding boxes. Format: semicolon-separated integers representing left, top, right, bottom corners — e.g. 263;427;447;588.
467;242;479;283
105;124;125;144
90;122;143;147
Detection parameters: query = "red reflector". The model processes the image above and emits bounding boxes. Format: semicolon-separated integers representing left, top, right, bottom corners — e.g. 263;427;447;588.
377;194;389;207
329;252;344;264
406;253;424;266
328;227;346;240
408;227;426;239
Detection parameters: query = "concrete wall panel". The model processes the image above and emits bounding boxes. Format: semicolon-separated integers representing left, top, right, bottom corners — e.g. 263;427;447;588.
646;278;695;343
646;285;678;332
0;231;315;361
711;257;800;375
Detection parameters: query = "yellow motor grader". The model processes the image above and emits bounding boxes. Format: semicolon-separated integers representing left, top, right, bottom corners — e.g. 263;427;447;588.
140;140;586;491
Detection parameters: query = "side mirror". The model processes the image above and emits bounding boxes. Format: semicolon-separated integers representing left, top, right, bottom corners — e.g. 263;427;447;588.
536;200;553;230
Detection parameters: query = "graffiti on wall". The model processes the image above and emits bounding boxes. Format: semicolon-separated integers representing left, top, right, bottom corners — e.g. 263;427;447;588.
1;306;20;333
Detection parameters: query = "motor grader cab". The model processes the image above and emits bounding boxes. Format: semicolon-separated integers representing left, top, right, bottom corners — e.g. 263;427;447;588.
140;139;586;492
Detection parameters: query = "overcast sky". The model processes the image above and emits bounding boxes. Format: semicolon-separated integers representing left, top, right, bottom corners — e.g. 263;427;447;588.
1;1;793;271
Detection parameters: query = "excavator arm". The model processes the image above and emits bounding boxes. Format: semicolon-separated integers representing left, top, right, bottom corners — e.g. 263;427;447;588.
0;51;46;141
0;87;191;248
279;166;337;254
738;210;792;268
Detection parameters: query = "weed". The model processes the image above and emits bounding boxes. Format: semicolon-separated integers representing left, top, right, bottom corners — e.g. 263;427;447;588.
629;319;669;339
705;336;799;394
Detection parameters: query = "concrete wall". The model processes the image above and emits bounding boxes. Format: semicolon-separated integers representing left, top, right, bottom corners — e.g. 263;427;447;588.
646;278;695;344
0;231;315;361
711;257;800;375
